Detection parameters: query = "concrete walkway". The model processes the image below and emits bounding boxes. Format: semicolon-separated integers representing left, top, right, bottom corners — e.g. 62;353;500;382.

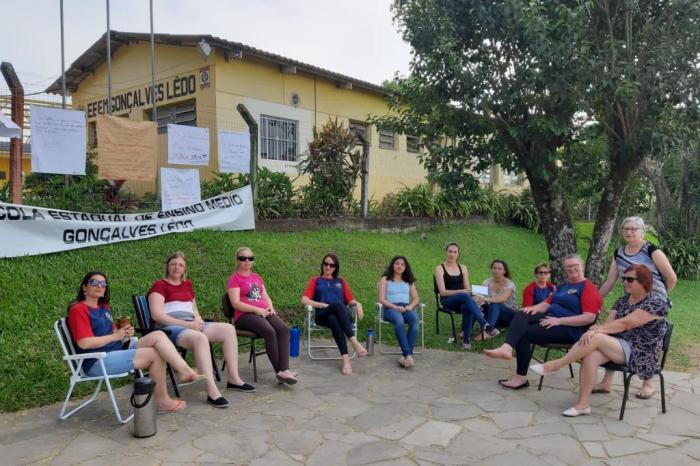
2;344;700;465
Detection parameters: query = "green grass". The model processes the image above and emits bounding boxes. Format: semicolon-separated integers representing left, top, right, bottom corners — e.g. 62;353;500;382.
0;223;696;412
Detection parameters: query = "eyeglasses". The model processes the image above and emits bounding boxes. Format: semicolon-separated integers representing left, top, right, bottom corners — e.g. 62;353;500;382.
87;279;108;288
237;256;255;262
621;276;639;283
323;262;337;268
622;227;641;232
536;270;550;275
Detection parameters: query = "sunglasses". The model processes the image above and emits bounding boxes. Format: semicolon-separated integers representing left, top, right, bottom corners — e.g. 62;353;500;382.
237;256;255;262
323;261;337;268
87;279;108;288
536;270;550;275
621;276;639;283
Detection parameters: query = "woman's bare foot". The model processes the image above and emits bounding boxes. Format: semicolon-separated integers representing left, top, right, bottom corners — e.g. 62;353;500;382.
406;355;415;367
341;363;353;375
157;399;187;412
484;344;513;360
591;382;612;393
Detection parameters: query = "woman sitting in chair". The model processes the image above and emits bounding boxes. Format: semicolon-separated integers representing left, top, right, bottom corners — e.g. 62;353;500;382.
472;259;517;339
148;251;255;409
521;262;556;307
301;253;366;375
378;255;420;368
530;264;668;417
67;271;206;412
435;242;498;351
485;254;601;390
227;246;297;385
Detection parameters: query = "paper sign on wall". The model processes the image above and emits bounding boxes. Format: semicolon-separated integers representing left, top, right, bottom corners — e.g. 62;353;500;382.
218;130;250;173
160;167;201;211
96;115;157;181
167;123;209;165
30;106;86;175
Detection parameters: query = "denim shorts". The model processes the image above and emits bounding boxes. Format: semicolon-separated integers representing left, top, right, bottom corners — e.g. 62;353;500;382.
86;339;137;376
616;338;632;365
157;322;212;345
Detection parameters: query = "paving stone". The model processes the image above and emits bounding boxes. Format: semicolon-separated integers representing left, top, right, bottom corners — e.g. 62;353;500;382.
0;430;76;465
458;416;502;436
479;449;545;466
307;439;350;466
430;402;483;422
572;423;612;442
670;389;700;416
649;408;700;436
369;415;427;441
676;439;700;461
161;444;203;463
194;431;269;463
603;437;664;456
347;440;409;466
605;449;696;466
400;420;461;448
273;430;324;456
337;432;382;445
582;442;606;458
636;432;688;447
489;411;533;430
49;431;124;466
444;430;516;460
500;421;574;439
524;434;589;466
249;448;302;466
413;447;477;465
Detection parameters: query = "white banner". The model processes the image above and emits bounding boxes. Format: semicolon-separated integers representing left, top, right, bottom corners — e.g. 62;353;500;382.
218;130;250;173
0;186;255;258
160;167;201;211
30;106;86;175
167;123;209;166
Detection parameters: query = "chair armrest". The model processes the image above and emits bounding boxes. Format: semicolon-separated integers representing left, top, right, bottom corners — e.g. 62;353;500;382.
64;351;107;360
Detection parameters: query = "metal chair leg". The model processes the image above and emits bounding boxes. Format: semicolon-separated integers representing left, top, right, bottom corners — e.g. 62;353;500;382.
449;313;457;345
659;372;666;413
538;348;552;391
619;371;633;420
210;343;221;382
251;337;258;382
167;364;180;398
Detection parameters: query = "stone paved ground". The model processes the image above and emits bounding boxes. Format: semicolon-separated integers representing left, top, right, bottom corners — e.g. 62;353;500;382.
2;344;699;465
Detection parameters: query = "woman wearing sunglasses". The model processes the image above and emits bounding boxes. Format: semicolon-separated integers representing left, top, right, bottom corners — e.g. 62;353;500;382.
530;264;668;417
148;251;255;409
67;271;206;412
227;247;297;385
522;263;556;307
301;253;366;375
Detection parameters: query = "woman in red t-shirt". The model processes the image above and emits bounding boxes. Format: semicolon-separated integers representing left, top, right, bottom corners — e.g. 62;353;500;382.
227;246;297;385
67;271;205;412
148;251;255;409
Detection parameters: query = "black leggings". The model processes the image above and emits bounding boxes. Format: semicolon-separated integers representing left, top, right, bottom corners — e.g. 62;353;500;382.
315;302;354;355
236;313;290;372
505;312;576;376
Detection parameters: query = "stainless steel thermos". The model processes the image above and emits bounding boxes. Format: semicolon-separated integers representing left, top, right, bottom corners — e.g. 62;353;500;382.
131;376;157;438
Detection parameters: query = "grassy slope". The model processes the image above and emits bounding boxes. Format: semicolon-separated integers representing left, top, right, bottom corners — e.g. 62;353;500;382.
0;223;696;411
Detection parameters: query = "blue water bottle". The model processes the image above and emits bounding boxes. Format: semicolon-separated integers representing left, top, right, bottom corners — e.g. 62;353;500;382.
290;326;300;357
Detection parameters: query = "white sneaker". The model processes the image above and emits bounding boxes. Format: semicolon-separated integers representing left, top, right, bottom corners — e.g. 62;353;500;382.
562;406;591;417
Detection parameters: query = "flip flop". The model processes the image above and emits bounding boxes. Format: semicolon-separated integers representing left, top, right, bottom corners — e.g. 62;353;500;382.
635;389;655;399
157;399;186;413
179;373;207;387
276;374;299;385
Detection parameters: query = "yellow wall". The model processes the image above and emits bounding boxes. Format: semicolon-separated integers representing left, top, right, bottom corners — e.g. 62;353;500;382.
0;156;31;186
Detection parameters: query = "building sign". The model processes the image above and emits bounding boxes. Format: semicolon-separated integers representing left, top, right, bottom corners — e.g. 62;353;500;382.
0;186;255;257
85;74;197;118
199;66;210;89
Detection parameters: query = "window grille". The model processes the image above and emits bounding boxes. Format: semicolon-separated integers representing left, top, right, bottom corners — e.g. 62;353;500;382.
260;115;298;161
407;135;421;153
146;101;197;134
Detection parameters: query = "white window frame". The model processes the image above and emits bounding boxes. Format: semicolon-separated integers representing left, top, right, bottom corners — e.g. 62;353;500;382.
260;114;298;162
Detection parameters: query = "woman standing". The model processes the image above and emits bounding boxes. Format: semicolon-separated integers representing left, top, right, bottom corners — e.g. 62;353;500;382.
531;264;668;416
378;256;420;368
485;254;602;389
301;253;366;375
227;246;297;385
522;263;556;307
148;251;254;409
595;216;676;399
68;271;205;412
435;242;498;351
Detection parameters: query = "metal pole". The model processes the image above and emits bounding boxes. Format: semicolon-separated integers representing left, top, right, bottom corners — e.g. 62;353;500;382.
60;0;66;108
149;0;157;120
236;104;258;206
106;0;112;114
1;62;24;204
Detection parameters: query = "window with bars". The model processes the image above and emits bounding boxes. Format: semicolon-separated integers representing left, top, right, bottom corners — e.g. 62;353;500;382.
146;100;197;134
378;129;396;150
260;115;298;161
406;135;421;153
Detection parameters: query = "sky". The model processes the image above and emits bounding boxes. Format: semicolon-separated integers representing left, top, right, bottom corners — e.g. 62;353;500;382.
0;0;413;97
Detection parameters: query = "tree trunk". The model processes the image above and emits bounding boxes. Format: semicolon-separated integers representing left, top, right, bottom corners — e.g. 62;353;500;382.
525;168;578;283
586;155;640;285
678;151;691;236
641;159;671;238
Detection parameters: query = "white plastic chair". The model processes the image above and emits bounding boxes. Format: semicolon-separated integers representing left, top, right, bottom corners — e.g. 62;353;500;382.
375;300;425;354
304;304;357;360
54;318;137;424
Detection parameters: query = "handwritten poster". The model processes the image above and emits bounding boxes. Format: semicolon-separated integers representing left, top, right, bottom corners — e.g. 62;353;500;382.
96;115;157;181
30;106;86;175
167;123;209;166
218;130;250;173
160;167;201;211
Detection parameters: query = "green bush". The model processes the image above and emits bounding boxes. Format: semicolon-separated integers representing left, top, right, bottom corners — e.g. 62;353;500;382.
255;167;297;219
390;183;440;217
200;172;249;199
661;236;700;279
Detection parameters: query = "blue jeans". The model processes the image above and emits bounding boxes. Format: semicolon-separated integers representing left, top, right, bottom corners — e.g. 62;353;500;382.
383;306;419;356
441;293;486;343
485;303;516;328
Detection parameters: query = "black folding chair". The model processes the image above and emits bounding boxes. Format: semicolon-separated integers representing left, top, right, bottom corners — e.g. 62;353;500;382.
221;293;266;382
132;294;220;397
530;342;576;390
602;321;673;420
433;276;458;346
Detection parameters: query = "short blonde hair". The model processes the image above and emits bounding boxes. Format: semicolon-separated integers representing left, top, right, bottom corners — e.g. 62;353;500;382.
165;251;187;279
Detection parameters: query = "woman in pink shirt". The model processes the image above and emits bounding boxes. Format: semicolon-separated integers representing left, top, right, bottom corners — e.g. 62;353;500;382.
227;246;297;385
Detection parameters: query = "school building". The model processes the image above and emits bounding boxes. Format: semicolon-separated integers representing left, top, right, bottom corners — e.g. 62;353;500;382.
3;31;527;196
